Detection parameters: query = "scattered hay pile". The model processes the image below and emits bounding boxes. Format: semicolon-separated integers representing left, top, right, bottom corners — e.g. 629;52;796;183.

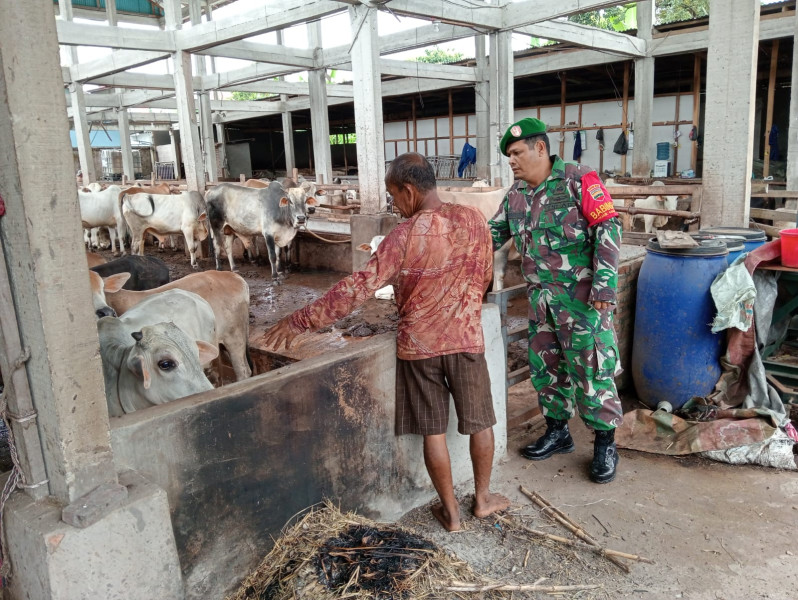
226;501;503;600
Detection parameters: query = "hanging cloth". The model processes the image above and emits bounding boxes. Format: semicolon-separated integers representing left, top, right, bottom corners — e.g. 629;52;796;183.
457;141;477;177
769;125;781;161
613;130;628;155
573;131;583;161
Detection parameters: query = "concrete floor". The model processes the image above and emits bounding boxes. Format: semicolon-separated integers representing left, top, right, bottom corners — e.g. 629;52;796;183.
482;380;798;599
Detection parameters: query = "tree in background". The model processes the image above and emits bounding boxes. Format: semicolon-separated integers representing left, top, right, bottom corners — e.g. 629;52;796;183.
568;4;636;31
415;47;464;64
656;0;709;23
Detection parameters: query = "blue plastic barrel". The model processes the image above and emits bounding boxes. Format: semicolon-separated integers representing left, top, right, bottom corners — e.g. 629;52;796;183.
632;239;729;410
656;142;671;160
699;227;766;254
691;234;746;265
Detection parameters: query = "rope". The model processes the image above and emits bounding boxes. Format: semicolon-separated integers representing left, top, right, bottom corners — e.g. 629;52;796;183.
0;346;47;580
301;227;352;244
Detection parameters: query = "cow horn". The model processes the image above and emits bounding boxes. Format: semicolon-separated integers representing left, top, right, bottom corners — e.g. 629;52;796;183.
131;331;143;342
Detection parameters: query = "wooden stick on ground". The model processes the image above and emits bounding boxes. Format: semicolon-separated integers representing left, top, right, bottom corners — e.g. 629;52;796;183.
446;580;600;593
497;516;654;564
520;486;631;573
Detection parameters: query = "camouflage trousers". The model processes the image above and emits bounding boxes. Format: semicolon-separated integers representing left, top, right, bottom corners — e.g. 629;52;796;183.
527;303;623;431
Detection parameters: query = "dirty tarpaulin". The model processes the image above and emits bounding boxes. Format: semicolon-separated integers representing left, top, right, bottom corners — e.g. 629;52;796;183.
617;241;797;469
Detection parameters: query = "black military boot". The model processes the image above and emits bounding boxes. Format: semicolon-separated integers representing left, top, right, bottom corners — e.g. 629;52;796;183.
590;429;619;484
520;416;574;460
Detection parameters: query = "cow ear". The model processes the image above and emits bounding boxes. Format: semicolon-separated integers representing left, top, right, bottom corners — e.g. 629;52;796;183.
104;272;131;293
280;197;289;207
305;196;318;207
198;211;207;222
196;340;219;366
128;354;152;389
357;243;372;252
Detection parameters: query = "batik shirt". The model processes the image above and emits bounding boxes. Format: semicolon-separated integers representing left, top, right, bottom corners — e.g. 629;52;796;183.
488;156;621;322
289;203;494;360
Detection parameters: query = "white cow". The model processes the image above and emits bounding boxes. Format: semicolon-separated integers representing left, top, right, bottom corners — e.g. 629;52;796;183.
89;270;252;382
122;191;209;269
605;179;679;233
97;289;219;416
357;236;396;301
79;185;126;255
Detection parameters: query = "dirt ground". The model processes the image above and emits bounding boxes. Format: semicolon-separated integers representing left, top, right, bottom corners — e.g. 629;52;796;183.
95;245;798;600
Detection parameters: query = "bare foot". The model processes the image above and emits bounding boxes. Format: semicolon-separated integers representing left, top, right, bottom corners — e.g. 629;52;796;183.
473;493;511;519
430;503;461;532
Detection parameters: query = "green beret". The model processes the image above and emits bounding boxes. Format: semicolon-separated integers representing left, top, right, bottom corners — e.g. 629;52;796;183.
500;118;547;156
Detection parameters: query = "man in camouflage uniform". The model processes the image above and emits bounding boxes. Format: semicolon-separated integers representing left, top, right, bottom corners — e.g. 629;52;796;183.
488;118;623;483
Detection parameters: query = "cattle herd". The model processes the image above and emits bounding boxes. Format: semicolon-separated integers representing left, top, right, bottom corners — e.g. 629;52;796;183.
79;177;317;418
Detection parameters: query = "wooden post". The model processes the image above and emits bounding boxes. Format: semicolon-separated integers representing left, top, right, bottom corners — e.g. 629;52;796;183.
239;173;245;183
560;73;566;157
448;89;454;154
292;167;299;182
673;93;681;173
621;62;630;175
764;39;780;179
691;53;702;172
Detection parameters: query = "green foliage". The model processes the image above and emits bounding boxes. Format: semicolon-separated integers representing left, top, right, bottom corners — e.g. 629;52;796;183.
414;47;464;64
568;4;636;31
231;91;267;101
329;133;357;145
655;0;709;24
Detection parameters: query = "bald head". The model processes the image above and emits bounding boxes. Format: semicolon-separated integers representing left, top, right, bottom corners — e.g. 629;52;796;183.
385;152;437;193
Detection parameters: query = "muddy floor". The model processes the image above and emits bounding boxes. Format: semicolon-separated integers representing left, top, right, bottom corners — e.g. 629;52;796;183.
93;244;798;600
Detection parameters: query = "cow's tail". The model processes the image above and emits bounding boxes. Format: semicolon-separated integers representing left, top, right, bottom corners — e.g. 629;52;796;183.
121;193;156;218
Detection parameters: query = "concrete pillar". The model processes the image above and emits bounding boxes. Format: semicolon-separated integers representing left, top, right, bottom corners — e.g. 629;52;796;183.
169;128;182;180
105;0;117;25
787;13;798;190
308;21;332;184
276;30;296;175
214;123;227;178
189;0;218;182
701;0;760;227
5;0;116;505
632;1;655;178
117;108;136;182
348;4;386;213
165;0;204;191
58;1;97;184
489;31;513;187
475;35;491;181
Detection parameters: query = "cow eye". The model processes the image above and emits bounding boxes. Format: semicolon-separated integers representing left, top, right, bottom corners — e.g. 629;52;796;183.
158;359;177;371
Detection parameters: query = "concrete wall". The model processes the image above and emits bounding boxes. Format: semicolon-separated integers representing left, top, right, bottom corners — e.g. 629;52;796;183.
295;231;353;273
109;305;506;599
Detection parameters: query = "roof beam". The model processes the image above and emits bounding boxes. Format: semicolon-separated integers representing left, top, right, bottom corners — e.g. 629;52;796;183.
365;0;501;29
199;40;316;68
379;58;478;81
231;81;355;98
70;50;170;83
88;72;185;90
501;0;632;30
516;20;646;57
176;0;345;52
55;5;160;27
56;20;175;51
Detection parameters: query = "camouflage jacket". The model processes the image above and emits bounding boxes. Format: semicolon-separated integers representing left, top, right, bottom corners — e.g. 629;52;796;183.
488;156;621;321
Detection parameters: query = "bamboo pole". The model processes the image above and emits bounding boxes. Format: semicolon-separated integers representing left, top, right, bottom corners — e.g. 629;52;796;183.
520;486;630;573
497;516;654;564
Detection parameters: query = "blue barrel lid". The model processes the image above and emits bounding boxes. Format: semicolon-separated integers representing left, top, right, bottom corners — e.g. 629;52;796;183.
691;233;745;252
647;238;729;257
699;227;767;241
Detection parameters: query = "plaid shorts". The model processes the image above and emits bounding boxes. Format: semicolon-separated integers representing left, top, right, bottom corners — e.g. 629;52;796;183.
395;352;496;436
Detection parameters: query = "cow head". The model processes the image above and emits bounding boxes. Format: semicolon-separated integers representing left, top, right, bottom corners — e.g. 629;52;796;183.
89;271;130;318
281;181;319;227
119;322;217;409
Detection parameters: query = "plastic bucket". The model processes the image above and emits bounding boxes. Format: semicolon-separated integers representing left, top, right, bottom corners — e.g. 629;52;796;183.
656;142;671;160
782;228;798;267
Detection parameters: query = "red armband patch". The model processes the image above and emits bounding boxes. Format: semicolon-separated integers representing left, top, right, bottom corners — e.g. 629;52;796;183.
580;171;618;226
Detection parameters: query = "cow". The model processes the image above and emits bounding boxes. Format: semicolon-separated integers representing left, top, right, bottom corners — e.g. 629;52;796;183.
605;179;680;233
86;251;107;268
436;186;516;291
91;255;170;291
122;191;209;269
205;180;318;278
90;270;252;382
78;185;126;255
242;179;270;188
119;183;177;251
85;227;111;251
96;289;219;415
356;235;396;301
98;319;218;417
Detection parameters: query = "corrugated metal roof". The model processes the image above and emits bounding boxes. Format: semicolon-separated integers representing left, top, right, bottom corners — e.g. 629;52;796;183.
52;0;163;17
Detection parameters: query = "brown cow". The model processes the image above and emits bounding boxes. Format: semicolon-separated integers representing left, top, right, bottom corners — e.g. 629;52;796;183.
89;270;251;381
86;251;107;268
242;178;270;188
